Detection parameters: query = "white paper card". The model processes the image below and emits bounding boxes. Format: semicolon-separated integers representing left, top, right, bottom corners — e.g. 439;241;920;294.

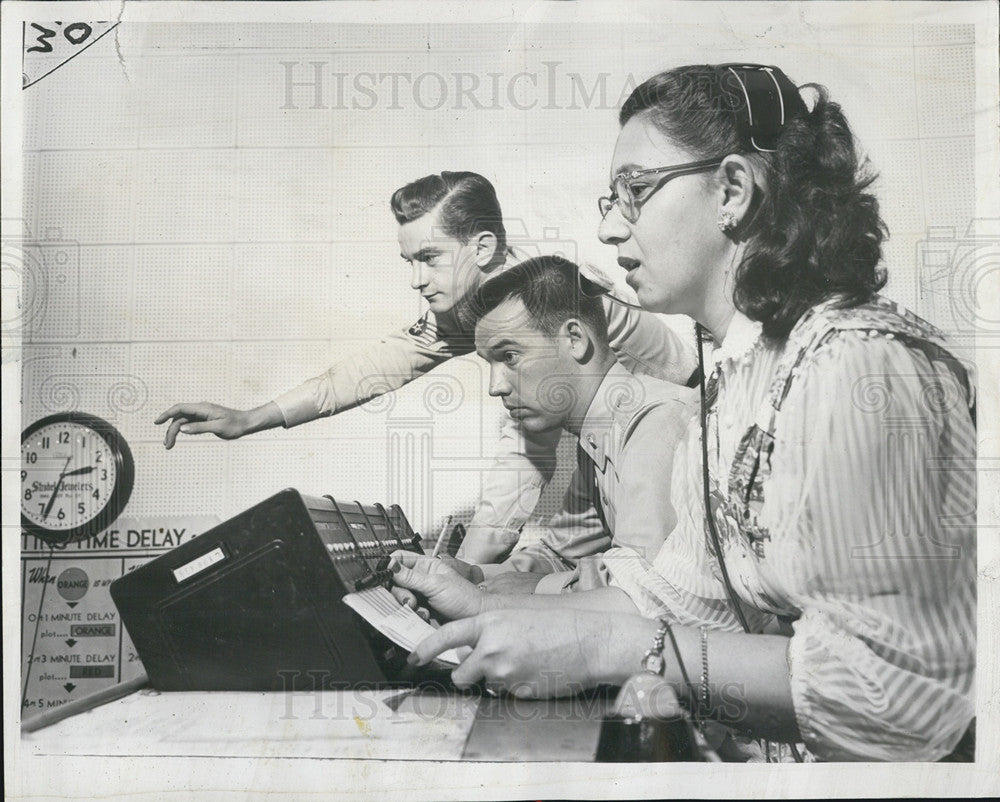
343;587;463;666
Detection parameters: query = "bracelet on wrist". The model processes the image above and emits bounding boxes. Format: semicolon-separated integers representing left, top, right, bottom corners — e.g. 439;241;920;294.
640;618;702;722
699;625;710;719
663;621;698;716
641;619;670;675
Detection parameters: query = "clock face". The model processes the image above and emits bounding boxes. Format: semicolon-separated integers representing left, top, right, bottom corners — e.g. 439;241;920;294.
21;413;134;543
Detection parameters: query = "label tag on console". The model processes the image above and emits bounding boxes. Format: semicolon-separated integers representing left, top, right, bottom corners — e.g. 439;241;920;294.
173;546;226;583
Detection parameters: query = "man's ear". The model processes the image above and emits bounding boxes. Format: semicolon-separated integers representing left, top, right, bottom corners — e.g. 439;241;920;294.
472;231;499;269
716;155;758;231
562;319;594;363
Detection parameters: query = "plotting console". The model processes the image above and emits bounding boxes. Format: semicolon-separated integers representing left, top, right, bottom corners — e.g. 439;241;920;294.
111;489;424;691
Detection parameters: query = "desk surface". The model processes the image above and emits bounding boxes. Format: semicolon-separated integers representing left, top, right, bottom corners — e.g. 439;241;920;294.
23;688;609;762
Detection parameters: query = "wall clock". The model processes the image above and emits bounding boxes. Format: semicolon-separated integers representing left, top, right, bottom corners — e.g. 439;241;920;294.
21;412;135;545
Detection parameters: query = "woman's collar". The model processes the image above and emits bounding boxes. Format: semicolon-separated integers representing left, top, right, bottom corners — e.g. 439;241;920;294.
712;311;763;366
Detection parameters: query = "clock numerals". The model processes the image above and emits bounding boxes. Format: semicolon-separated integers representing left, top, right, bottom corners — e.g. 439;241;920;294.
20;413;134;545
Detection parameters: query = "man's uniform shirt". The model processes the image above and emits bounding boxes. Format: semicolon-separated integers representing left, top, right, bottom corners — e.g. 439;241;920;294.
270;263;697;564
476;363;696;593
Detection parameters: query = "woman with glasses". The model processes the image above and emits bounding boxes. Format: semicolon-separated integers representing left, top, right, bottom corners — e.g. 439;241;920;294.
394;64;976;761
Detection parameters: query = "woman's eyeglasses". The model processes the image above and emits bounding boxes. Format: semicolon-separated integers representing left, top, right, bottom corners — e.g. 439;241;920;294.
598;158;724;224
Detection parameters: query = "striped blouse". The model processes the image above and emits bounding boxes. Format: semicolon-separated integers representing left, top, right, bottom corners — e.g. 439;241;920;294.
605;300;976;761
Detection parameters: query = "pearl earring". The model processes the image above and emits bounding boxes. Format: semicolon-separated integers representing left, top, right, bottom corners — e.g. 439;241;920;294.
717;210;738;232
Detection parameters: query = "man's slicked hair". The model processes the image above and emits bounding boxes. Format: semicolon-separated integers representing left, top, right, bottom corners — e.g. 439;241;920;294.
390;171;507;254
472;255;609;343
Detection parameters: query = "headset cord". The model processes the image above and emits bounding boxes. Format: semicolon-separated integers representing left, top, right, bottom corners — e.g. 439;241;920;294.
696;325;804;764
697;324;750;634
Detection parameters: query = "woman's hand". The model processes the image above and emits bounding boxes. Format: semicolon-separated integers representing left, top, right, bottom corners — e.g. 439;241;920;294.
388;551;486;621
408;608;625;697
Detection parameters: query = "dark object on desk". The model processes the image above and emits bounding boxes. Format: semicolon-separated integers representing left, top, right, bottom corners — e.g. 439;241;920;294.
459;679;705;762
111;489;424;691
596;709;697;762
595;673;701;762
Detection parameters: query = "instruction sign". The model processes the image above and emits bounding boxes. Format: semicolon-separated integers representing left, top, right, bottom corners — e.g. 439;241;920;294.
20;515;218;715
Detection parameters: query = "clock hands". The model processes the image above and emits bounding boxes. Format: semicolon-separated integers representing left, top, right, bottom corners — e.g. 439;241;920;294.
41;461;96;520
41;457;72;520
63;465;95;479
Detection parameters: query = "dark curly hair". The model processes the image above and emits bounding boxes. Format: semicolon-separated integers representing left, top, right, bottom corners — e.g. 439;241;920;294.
620;65;887;339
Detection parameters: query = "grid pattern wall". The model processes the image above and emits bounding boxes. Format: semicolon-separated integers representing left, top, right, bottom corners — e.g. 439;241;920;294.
20;21;978;533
